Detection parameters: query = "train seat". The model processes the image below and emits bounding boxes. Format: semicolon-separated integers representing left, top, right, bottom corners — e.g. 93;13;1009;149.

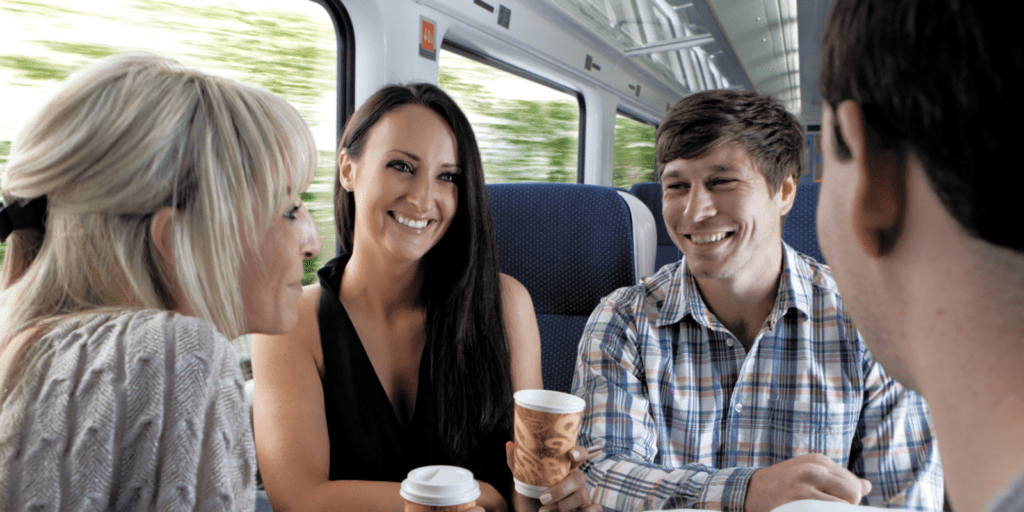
783;180;825;264
487;183;655;393
628;182;683;272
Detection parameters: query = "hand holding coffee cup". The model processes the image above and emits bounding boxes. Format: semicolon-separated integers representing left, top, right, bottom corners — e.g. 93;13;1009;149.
401;465;481;512
505;441;602;512
510;389;586;498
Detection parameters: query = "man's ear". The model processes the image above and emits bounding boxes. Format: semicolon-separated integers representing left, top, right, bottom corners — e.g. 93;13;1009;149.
835;100;907;257
150;206;176;269
777;173;797;217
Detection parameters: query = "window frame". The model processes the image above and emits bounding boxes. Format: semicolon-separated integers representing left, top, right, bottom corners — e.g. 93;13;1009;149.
440;41;586;183
310;0;355;258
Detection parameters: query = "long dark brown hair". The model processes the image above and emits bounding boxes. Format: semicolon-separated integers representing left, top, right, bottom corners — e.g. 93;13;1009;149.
334;83;513;463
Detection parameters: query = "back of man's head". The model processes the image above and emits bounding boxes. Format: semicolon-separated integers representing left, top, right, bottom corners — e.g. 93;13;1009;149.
655;90;806;195
820;0;1022;250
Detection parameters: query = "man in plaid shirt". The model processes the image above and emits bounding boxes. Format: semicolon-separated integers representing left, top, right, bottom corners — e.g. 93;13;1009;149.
571;90;943;511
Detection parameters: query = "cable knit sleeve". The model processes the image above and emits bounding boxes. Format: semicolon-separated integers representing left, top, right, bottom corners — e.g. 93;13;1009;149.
0;310;256;511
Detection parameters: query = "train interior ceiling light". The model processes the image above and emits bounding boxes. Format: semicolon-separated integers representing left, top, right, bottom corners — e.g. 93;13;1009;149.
551;0;804;119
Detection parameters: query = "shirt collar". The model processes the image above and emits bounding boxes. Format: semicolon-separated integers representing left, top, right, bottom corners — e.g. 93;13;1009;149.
775;242;816;324
654;242;814;329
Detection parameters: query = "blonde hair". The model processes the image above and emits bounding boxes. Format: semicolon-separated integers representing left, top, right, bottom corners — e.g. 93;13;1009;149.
0;53;316;360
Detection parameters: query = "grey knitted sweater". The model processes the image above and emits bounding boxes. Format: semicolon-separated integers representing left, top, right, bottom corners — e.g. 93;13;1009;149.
0;310;256;511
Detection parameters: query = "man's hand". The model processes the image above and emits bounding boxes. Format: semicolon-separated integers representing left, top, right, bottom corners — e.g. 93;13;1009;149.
744;453;872;512
506;441;601;512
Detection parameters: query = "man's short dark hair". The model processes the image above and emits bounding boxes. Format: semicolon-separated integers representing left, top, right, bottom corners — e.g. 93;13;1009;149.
655;90;806;195
821;0;1023;250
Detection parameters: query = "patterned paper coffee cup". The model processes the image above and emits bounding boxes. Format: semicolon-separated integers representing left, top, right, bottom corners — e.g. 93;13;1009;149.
511;389;586;498
400;465;480;512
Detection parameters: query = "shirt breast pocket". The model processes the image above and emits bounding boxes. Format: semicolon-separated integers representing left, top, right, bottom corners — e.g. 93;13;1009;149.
766;397;858;463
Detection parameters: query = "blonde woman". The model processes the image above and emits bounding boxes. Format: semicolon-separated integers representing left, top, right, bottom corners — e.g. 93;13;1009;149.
0;53;321;510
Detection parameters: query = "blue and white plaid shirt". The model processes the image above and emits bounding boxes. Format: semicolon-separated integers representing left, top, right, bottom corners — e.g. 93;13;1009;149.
572;243;943;511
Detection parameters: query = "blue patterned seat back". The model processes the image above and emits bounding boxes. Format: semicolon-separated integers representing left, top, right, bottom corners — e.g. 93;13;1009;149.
629;182;682;272
488;183;641;393
783;180;825;264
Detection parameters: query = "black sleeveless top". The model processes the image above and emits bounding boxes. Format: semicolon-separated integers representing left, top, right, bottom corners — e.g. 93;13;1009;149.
317;256;513;503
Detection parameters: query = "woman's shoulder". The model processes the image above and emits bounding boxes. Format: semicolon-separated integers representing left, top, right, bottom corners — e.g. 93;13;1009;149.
251;283;324;372
266;283;321;346
48;309;226;353
49;308;212;333
498;273;537;317
23;309;246;429
301;282;323;314
497;273;543;388
3;309;254;510
8;309;243;438
498;272;530;301
32;310;239;392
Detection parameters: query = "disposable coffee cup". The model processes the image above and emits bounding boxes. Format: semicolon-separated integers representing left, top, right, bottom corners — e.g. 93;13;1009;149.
400;465;480;512
511;389;586;499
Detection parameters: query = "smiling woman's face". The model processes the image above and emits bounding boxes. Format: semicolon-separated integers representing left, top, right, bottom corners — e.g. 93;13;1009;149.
340;104;461;266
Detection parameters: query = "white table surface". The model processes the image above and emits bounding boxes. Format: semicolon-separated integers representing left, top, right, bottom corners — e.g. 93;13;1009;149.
771;500;891;511
665;500;890;512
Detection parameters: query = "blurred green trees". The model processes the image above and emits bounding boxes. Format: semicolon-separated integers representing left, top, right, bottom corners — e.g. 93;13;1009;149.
439;60;580;183
0;0;337;282
439;52;657;188
0;0;334;120
0;0;658;278
613;115;657;187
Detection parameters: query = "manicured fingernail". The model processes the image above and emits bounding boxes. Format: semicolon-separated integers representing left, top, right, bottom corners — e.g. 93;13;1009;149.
571;449;582;461
540;493;552;505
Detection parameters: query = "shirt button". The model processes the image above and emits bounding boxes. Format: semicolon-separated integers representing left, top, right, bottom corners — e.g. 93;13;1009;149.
734;403;743;413
726;338;735;347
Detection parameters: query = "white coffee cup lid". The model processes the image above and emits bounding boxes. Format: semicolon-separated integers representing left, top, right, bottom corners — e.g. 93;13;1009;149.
400;465;481;506
514;389;586;414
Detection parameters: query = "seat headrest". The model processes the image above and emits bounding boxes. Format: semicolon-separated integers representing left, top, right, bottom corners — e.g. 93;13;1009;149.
629;182;674;246
488;183;636;315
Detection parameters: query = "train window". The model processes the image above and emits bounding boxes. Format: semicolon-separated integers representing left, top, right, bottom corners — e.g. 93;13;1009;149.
613;113;657;188
0;0;343;287
439;48;581;183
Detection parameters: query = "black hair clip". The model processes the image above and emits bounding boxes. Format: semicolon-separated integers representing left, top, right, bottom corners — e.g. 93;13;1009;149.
0;196;48;243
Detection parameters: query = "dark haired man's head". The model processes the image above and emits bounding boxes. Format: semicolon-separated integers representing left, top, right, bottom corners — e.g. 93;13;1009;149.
820;0;1022;250
655;89;806;196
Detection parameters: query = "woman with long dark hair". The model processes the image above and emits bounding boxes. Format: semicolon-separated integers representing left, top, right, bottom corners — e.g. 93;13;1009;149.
252;83;597;511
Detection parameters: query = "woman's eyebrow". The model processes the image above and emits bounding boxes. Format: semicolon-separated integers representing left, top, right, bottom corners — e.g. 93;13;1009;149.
391;149;422;161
